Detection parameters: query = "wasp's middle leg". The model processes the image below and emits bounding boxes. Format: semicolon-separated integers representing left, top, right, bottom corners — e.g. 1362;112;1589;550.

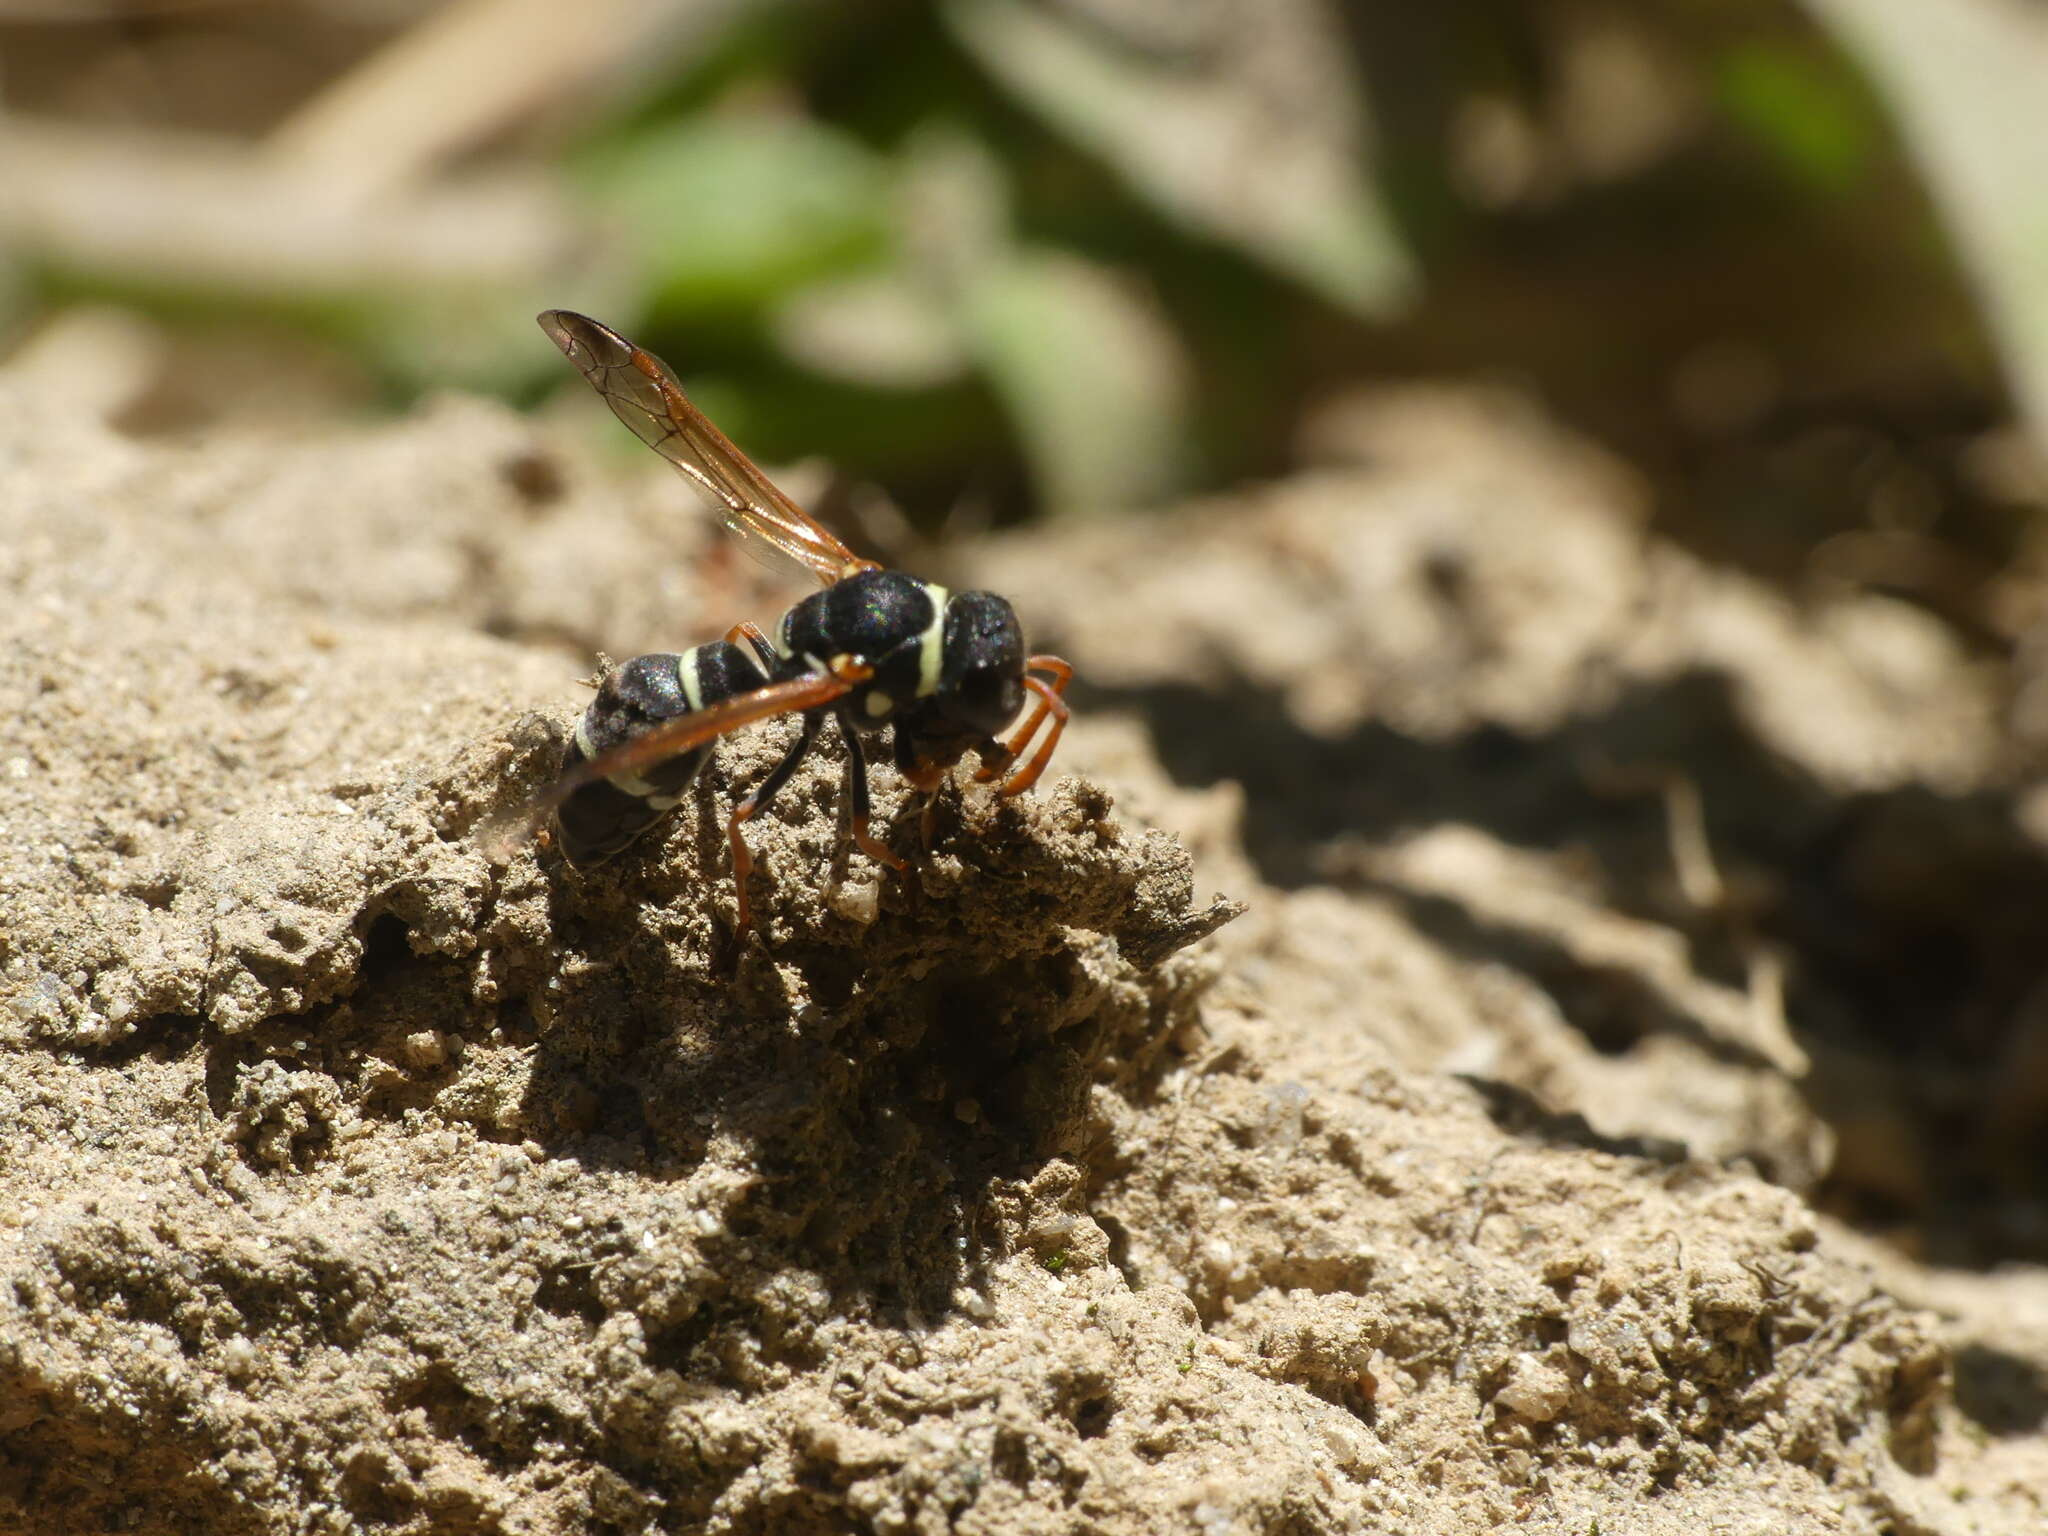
727;707;823;930
837;713;908;874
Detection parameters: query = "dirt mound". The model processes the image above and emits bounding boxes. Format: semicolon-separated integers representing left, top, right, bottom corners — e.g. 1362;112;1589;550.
2;379;2043;1533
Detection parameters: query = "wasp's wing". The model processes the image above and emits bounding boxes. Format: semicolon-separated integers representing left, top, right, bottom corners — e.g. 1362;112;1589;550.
484;669;864;860
540;310;874;587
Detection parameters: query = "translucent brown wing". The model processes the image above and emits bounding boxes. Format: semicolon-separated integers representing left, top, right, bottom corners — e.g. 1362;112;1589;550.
539;309;876;587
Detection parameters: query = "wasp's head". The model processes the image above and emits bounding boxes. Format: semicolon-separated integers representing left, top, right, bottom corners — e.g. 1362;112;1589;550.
933;590;1026;741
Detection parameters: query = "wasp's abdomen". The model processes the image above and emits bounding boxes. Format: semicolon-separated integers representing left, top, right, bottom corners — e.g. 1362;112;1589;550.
555;641;769;866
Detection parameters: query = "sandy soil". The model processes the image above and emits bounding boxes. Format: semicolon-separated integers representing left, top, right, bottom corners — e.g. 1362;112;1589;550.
3;373;2046;1534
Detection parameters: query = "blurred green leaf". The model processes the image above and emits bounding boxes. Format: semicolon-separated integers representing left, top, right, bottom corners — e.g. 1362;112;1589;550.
867;123;1191;514
959;248;1189;515
1715;41;1878;193
576;113;890;314
944;0;1413;318
1800;0;2048;452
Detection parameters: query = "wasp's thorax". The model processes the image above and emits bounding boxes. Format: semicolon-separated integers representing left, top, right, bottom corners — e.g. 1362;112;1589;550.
772;570;1023;737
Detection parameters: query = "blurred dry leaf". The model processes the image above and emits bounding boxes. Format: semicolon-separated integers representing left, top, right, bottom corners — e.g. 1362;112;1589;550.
0;116;566;292
1549;11;1701;185
1;307;164;423
1800;0;2048;453
944;0;1413;318
268;0;764;201
0;115;573;385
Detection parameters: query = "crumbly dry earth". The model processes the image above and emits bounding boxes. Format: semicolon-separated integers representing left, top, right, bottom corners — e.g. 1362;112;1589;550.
2;374;2045;1535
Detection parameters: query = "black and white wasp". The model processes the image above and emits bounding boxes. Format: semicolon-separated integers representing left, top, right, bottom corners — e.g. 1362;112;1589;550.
519;310;1072;929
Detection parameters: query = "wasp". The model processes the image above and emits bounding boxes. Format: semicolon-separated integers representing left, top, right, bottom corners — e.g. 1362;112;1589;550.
518;311;1073;930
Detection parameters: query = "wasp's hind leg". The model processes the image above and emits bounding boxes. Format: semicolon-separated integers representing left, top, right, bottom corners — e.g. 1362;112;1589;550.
725;621;777;669
727;708;822;931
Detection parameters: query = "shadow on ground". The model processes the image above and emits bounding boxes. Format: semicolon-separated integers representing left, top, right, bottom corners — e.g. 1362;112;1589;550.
1092;665;2048;1265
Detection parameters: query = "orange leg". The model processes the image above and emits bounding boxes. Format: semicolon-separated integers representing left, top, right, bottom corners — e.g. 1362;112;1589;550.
850;812;906;872
1029;654;1074;691
726;813;757;932
975;655;1073;785
999;673;1072;796
839;716;908;874
718;620;781;930
724;621;776;668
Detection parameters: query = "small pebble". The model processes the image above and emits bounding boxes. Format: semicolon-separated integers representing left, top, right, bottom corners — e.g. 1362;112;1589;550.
401;1031;447;1069
828;877;880;925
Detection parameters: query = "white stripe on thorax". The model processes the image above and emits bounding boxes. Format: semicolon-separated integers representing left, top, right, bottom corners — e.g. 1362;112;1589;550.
916;584;949;698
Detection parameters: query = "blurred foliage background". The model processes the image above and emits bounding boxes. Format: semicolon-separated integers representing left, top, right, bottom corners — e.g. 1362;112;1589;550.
3;0;2047;597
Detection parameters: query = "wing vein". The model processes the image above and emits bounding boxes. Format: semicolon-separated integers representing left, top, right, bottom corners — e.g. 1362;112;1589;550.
540;309;876;587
